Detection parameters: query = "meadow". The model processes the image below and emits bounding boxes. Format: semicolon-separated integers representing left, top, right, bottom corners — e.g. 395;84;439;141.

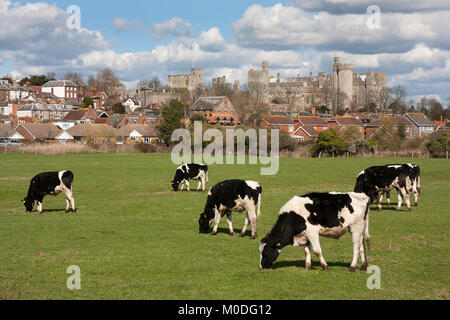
0;153;448;300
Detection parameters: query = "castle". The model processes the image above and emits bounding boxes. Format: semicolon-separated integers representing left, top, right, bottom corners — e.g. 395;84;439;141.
248;57;386;111
168;68;205;92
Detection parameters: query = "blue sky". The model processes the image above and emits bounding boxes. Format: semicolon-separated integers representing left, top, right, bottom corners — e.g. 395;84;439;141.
1;0;449;103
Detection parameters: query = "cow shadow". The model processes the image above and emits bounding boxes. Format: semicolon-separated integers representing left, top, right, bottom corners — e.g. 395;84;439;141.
213;227;255;238
271;260;350;270
39;209;68;213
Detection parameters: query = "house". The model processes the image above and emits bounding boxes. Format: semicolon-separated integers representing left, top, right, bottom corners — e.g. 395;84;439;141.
0;124;20;142
294;116;329;133
290;125;318;141
16;103;73;121
402;113;436;138
327;116;365;134
62;107;98;126
365;116;413;138
0;103;14;116
15;123;62;142
204;112;240;126
269;104;293;117
42;80;78;102
260;115;295;133
120;124;158;144
190;96;234;114
123;98;140;113
67;124;120;144
86;91;108;109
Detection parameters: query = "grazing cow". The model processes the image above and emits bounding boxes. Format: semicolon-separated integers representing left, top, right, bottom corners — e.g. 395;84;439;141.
171;164;208;192
259;192;370;272
382;164;421;207
22;171;76;213
198;180;262;239
354;164;421;211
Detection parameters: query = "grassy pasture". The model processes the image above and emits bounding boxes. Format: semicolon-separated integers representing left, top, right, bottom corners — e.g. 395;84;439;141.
0;153;448;300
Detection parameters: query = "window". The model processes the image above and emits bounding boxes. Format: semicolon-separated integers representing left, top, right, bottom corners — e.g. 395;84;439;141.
131;136;138;141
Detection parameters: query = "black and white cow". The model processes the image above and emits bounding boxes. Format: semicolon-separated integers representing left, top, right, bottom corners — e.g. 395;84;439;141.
259;192;370;272
171;164;208;192
354;164;421;211
22;171;76;213
198;180;262;239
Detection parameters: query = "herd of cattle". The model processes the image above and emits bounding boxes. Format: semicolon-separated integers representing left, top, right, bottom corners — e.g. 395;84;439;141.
22;162;421;272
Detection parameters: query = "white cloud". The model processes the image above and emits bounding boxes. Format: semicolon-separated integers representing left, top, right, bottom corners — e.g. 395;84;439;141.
149;17;192;40
233;4;450;54
290;0;450;13
113;18;141;33
198;27;225;52
0;1;108;68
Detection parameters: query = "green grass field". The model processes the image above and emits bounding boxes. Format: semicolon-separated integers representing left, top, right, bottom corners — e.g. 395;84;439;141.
0;153;448;300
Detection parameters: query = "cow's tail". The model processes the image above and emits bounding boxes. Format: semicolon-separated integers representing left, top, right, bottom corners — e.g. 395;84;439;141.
364;203;371;252
206;169;209;183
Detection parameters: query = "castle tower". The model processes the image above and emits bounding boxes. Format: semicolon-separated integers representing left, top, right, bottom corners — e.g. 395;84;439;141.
333;56;354;108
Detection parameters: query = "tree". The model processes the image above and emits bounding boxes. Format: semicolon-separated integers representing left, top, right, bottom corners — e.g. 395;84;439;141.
82;96;94;108
156;100;186;146
426;134;449;157
397;123;406;140
112;102;126;114
19;74;55;86
88;68;124;96
311;129;346;156
429;100;445;121
387;85;407;113
65;72;86;95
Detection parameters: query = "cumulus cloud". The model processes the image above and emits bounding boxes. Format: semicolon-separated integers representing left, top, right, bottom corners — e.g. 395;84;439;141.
113;18;141;33
148;17;192;40
290;0;450;14
233;4;450;54
198;27;225;52
0;1;108;68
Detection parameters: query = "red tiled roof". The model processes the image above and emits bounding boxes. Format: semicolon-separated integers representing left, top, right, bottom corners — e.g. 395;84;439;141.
296;116;328;126
263;115;293;125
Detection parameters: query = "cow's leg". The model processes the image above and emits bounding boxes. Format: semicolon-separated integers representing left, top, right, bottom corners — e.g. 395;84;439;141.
308;234;328;271
395;187;403;210
404;191;411;211
247;208;258;240
186;180;190;192
211;208;221;235
240;212;250;237
226;212;234;236
36;194;44;213
196;179;202;192
64;189;76;212
349;223;365;272
180;181;185;191
201;176;206;192
304;245;312;270
376;193;382;211
385;191;391;205
413;179;419;206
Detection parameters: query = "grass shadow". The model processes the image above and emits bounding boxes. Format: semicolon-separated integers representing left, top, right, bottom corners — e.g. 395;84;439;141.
271;259;350;270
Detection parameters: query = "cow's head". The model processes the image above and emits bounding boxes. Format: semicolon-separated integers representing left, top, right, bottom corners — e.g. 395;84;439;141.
198;212;212;233
171;180;180;192
22;197;34;212
259;234;280;269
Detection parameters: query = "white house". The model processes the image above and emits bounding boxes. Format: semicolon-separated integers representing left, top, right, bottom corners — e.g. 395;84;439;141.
55;130;74;144
0;104;13;116
124;98;140;113
42;80;78;101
